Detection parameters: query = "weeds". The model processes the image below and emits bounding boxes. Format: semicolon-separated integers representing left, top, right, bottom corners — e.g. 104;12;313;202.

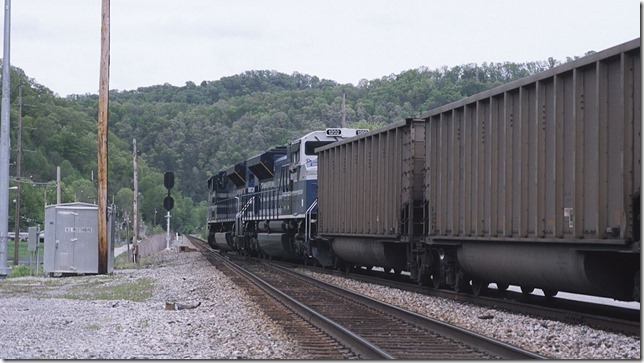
63;278;154;302
8;265;33;278
139;318;150;329
0;275;154;302
85;323;101;330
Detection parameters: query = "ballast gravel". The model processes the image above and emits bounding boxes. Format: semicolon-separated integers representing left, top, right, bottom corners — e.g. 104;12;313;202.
0;242;311;359
0;240;639;359
296;269;640;360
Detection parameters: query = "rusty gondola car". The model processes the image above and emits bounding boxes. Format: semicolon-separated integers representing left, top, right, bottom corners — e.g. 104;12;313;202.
316;38;640;301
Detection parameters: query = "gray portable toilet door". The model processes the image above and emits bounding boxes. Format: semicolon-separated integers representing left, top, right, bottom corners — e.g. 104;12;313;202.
55;210;78;271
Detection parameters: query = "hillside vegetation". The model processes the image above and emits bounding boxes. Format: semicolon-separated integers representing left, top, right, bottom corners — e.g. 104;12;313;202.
2;55;575;237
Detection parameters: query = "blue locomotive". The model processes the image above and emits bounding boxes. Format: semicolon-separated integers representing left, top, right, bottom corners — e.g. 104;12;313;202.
207;128;368;266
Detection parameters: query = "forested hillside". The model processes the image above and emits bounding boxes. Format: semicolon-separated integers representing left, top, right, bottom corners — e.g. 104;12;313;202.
3;56;569;237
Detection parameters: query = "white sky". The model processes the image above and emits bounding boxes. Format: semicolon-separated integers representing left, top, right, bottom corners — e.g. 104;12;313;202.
0;0;640;97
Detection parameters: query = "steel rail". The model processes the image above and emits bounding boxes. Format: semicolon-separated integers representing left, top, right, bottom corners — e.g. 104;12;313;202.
301;263;641;337
267;262;544;360
189;235;543;358
209;253;394;359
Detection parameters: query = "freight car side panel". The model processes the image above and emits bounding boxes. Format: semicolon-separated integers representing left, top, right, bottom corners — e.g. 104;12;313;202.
318;120;417;238
423;39;641;244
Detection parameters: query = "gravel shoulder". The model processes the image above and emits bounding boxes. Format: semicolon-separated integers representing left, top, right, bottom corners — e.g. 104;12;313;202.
0;242;310;359
1;239;639;360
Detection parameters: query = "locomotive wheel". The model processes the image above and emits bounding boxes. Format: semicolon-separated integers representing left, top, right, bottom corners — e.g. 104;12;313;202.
496;283;509;291
543;289;558;298
471;280;487;296
521;286;534;295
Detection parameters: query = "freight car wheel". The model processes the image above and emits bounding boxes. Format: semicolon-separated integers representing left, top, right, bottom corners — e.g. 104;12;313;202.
431;266;445;289
543;289;558;298
471;280;488;296
453;269;471;293
496;283;509;291
521;286;534;295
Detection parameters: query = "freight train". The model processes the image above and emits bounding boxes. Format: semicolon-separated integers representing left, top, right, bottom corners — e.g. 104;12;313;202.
208;38;641;302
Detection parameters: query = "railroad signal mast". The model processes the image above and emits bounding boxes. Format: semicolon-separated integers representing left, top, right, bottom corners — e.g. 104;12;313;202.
164;171;174;249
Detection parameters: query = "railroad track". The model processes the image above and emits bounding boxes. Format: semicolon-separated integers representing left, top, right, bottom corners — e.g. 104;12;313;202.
202;250;355;358
296;264;641;337
187;236;542;359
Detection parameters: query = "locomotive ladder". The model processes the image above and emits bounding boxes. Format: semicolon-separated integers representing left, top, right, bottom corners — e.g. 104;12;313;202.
235;196;255;236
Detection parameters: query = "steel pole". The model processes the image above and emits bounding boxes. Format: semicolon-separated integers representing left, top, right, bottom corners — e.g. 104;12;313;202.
12;82;20;266
166;211;170;249
0;0;11;278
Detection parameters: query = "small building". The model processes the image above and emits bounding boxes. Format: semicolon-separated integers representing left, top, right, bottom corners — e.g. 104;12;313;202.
43;202;114;276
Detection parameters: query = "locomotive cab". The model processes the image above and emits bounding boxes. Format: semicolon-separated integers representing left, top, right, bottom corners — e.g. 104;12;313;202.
207;170;237;250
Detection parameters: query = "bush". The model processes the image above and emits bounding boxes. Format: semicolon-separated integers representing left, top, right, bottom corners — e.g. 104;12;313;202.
8;265;33;278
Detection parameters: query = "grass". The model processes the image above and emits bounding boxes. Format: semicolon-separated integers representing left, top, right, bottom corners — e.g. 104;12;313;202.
7;239;33;266
6;239;32;265
61;277;154;301
8;265;34;278
114;251;135;269
1;242;157;302
0;271;155;302
114;250;155;269
139;318;150;329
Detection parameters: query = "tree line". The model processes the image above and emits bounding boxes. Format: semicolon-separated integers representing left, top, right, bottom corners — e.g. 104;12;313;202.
1;55;579;239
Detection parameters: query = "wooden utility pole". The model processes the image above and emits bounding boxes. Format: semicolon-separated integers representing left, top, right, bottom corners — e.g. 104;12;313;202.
56;166;60;204
97;0;110;274
12;82;21;265
124;211;130;262
132;138;139;264
341;92;346;127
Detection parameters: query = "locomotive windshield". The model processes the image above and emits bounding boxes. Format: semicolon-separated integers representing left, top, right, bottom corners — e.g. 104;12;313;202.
304;141;335;155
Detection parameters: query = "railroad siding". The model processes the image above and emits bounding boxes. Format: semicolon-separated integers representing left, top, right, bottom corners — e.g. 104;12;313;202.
422;39;640;243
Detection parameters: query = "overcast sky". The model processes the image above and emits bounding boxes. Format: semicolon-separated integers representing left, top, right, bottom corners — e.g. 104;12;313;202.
0;0;640;97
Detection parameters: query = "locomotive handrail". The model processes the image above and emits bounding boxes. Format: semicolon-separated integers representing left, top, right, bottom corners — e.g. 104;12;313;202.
305;199;317;244
214;187;282;223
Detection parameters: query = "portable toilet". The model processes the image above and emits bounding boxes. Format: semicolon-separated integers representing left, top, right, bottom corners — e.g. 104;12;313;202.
43;202;114;276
